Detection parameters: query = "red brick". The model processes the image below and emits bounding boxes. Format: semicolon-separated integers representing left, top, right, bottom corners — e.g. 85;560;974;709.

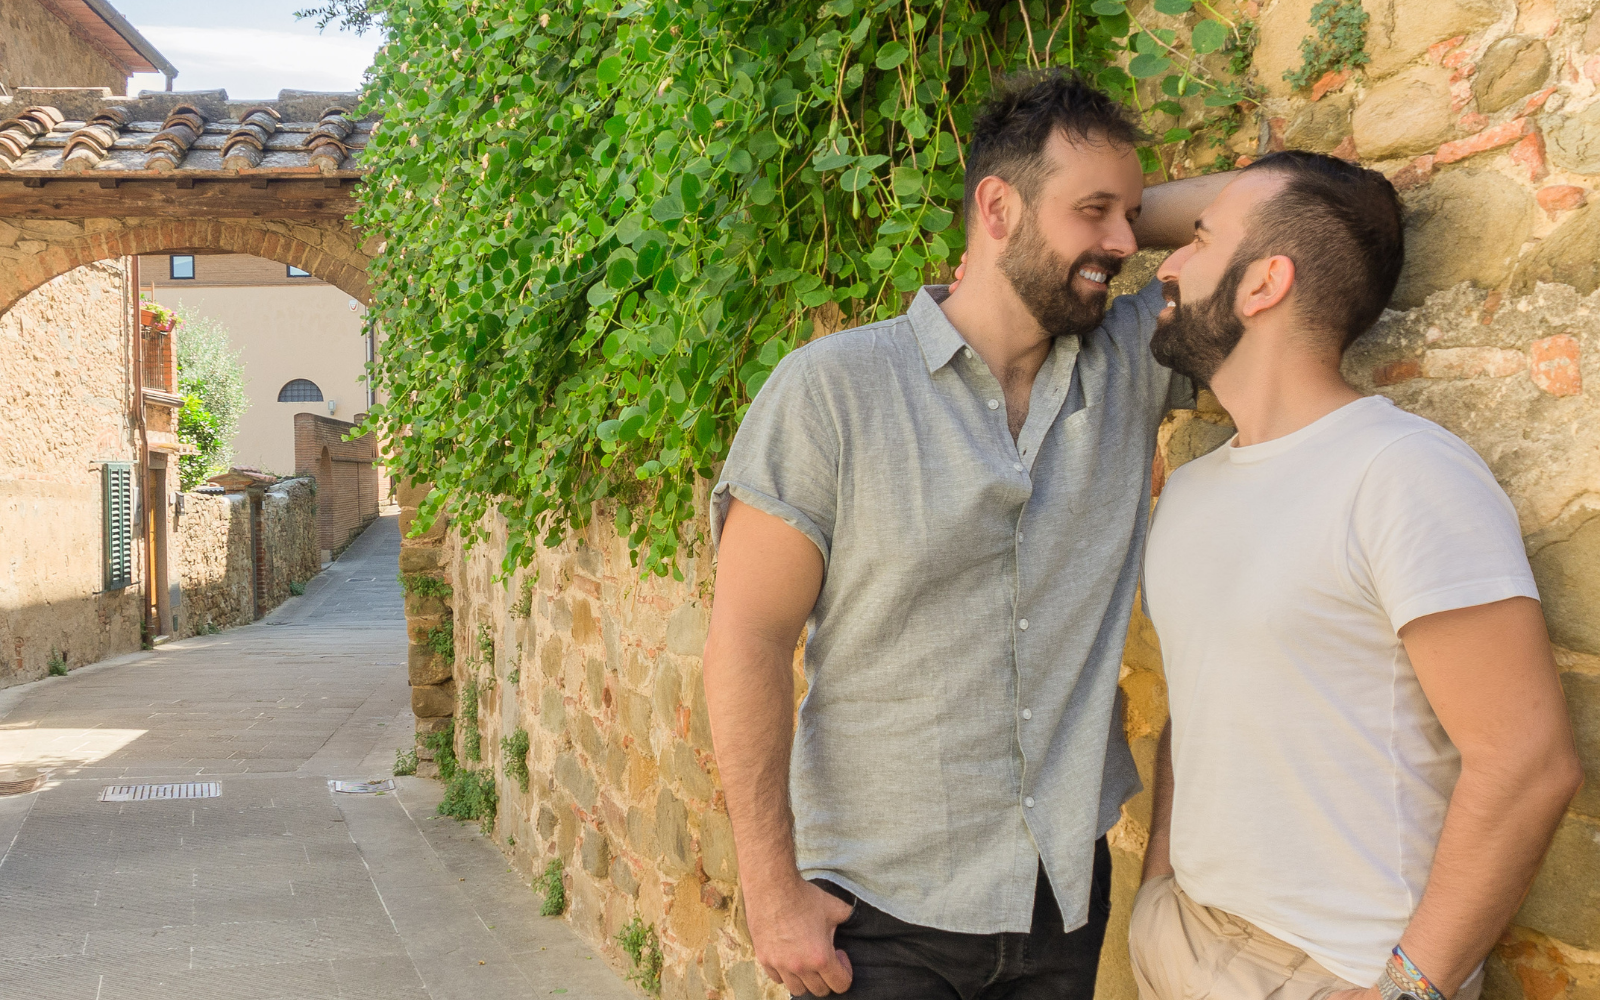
1311;69;1351;101
1510;131;1548;181
1584;54;1600;85
1459;112;1490;132
1373;360;1422;386
1332;135;1357;161
1536;185;1586;213
1523;86;1558;114
1389;155;1435;192
1530;334;1582;397
1435;118;1534;165
1234;155;1255;168
1429;35;1467;64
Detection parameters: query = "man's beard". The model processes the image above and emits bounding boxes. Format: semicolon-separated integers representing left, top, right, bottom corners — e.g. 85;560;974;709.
1149;267;1248;387
997;209;1123;340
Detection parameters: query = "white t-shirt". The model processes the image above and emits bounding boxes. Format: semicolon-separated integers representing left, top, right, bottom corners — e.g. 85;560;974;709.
1142;395;1539;987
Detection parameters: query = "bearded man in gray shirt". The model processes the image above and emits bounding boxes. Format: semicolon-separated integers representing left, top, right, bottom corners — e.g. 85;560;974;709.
702;71;1231;999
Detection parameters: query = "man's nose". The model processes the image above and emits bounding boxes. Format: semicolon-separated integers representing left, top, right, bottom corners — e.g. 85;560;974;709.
1104;217;1137;258
1157;243;1194;283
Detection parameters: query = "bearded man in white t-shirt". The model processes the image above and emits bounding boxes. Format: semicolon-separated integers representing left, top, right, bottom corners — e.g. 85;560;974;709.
1131;150;1584;1000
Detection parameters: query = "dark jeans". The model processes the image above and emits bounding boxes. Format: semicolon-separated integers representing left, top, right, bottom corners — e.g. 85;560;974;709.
809;839;1112;1000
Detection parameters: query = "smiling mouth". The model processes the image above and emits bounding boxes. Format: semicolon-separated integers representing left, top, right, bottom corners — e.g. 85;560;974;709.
1077;267;1110;286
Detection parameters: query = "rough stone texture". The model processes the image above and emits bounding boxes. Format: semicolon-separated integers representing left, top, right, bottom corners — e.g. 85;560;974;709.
1252;0;1319;98
1473;36;1552;113
1515;815;1600;951
1361;0;1507;80
1565;672;1599;819
0;262;142;684
0;0;131;94
1284;95;1354;154
1514;203;1600;296
1352;66;1460;160
1392;170;1535;308
1546;102;1600;176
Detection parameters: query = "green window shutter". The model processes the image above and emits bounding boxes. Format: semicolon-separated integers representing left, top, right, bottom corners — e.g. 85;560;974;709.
103;463;133;590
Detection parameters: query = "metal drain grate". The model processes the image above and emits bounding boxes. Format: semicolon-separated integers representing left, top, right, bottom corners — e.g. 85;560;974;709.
99;782;221;802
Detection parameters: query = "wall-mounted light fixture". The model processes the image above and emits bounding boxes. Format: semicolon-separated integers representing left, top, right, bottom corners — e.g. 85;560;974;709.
327;399;337;414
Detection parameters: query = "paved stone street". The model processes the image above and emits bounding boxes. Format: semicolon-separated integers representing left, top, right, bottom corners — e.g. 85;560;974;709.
0;516;634;1000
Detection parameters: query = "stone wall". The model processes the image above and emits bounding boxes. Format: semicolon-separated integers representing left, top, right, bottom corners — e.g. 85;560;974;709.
0;260;141;686
0;0;129;95
395;1;1600;996
170;478;319;638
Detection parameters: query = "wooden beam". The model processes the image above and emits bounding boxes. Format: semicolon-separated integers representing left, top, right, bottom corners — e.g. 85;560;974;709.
0;178;361;220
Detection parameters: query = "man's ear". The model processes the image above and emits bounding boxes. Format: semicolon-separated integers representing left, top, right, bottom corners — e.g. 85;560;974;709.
971;174;1019;244
1238;254;1295;319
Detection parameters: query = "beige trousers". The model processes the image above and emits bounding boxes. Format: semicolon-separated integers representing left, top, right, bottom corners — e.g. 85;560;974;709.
1128;875;1364;1000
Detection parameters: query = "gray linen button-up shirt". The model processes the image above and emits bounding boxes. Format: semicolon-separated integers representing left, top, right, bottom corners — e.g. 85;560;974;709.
710;280;1186;935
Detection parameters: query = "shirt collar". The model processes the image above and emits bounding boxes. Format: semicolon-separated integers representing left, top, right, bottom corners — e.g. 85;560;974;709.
907;285;969;374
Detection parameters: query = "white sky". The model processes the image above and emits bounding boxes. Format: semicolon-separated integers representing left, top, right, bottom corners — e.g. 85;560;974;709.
111;1;382;101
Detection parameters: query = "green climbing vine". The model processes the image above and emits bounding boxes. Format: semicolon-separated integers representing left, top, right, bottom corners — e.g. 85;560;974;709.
1283;0;1368;91
357;0;1260;578
500;727;531;792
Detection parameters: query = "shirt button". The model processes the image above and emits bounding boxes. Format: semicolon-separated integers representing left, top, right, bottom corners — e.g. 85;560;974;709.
1013;463;1023;472
1024;797;1036;808
987;399;1000;410
1018;618;1029;630
1022;708;1033;720
964;348;974;359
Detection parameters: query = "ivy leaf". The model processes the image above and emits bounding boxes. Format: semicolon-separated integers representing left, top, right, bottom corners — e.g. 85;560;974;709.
864;246;894;270
813;148;855;171
1129;53;1172;78
596;56;624;84
821;0;854;15
1152;99;1184;116
1162;128;1194;143
762;269;803;286
1152;0;1193;12
920;205;954;232
597;420;622;443
839;165;876;192
691;104;715;135
749;131;783;160
650;195;684;222
1136;147;1163;173
875;41;909;69
1191;19;1229;54
1090;0;1125;13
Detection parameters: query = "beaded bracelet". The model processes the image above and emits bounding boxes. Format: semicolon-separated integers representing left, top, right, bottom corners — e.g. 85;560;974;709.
1386;946;1448;1000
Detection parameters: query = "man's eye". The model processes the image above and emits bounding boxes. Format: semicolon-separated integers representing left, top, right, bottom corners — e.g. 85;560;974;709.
1082;205;1106;217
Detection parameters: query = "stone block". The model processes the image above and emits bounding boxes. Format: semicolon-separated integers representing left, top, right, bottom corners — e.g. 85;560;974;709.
688;669;714;753
656;787;695;874
403;592;449;618
585;656;605;710
1514;204;1600;296
666;599;711;656
725;961;763;1000
541;685;567;733
1536;186;1586;214
555;753;598;811
1473;36;1551;113
1250;0;1317;98
1546;102;1600;175
556;805;579;860
1283;95;1353;154
580;830;610;878
1360;0;1504;80
537;805;558;840
612;858;640;897
701;809;739;881
411;681;455;719
1531;515;1600;656
1419;347;1527;379
620;689;654;745
1352;66;1457;160
541;636;564;679
572;711;604;762
415;716;451;738
666;740;716;802
408;644;452;686
604;743;628;786
669;875;712;952
654;661;683;726
1563;673;1600;819
398;545;442;574
1392;169;1535;309
571;596;599;646
626;804;659;857
1515;814;1600;949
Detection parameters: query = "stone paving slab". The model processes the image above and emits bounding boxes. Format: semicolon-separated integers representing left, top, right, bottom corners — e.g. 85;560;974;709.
0;516;637;1000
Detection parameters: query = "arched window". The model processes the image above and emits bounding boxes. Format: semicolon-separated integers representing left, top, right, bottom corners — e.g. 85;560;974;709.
277;379;324;402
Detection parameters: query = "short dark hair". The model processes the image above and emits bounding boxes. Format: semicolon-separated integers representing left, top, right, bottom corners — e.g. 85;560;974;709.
1235;151;1405;350
964;70;1144;216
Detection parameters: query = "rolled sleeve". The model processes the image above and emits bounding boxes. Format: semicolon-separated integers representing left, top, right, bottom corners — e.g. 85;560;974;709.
710;348;839;566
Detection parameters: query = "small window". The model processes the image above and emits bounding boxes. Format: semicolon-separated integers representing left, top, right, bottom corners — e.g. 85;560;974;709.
170;255;195;280
277;378;324;402
287;265;311;277
103;463;133;590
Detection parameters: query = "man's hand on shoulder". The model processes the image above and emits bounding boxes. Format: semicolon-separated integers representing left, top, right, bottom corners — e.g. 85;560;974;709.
747;877;855;997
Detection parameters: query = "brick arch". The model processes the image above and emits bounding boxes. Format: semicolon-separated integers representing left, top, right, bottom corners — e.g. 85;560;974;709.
0;216;375;317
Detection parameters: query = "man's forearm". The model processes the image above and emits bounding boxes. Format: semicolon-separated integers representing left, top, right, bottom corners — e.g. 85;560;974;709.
1134;171;1238;250
1141;721;1176;882
1396;758;1578;995
703;629;804;896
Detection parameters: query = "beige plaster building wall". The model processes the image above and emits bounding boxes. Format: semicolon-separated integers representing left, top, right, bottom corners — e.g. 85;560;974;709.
142;254;373;478
0;0;129;94
394;0;1600;997
0;261;142;685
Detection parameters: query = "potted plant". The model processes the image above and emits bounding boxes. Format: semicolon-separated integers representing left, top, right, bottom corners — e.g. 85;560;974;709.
139;299;178;333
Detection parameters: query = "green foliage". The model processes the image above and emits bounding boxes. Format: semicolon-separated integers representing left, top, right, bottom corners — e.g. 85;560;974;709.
461;676;482;761
616;917;663;994
537;858;567;916
358;0;1258;580
47;649;67;676
439;766;498;831
509;579;534;619
425;618;455;661
195;620;221;635
294;0;376;33
1284;0;1368;91
500;727;530;792
477;622;495;661
394;746;419;775
289;580;306;596
174;306;249;491
400;572;454;598
424;720;459;780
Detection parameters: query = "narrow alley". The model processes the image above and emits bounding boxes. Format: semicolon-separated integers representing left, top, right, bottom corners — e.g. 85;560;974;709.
0;517;635;1000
